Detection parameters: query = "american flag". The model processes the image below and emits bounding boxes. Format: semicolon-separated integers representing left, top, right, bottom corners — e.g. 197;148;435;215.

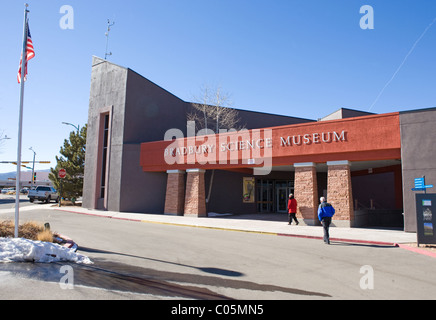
17;22;35;84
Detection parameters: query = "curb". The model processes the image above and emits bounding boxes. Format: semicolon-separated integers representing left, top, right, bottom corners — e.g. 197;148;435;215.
396;243;436;259
140;219;279;236
277;232;398;247
139;218;400;247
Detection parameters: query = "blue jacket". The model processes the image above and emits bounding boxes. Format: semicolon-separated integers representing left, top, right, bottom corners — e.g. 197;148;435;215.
318;202;335;221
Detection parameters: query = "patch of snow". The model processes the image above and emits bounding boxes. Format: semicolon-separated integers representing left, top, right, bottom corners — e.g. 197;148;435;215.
0;238;92;264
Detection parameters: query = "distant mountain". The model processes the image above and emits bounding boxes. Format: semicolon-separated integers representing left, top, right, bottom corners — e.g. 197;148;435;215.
0;172;16;180
0;169;50;181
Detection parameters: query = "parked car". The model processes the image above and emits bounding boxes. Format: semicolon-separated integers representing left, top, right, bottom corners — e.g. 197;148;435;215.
28;186;59;203
20;187;29;194
1;187;15;194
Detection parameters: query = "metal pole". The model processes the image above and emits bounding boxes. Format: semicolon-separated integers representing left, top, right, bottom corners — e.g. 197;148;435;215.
104;20;115;60
15;4;29;238
62;122;80;133
30;147;36;189
59;179;62;207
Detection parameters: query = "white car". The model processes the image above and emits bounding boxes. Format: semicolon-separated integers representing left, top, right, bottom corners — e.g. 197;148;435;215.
28;186;59;203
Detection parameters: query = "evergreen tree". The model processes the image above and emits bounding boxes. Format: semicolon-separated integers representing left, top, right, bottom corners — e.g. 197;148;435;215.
49;125;87;201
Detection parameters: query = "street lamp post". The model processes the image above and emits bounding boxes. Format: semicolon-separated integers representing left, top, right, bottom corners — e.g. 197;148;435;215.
62;122;80;133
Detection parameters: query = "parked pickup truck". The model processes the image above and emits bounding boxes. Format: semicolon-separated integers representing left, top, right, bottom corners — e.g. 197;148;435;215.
28;186;59;203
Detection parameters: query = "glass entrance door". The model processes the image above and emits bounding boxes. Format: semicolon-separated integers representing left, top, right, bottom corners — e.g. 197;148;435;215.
276;188;288;213
256;180;274;212
257;179;294;213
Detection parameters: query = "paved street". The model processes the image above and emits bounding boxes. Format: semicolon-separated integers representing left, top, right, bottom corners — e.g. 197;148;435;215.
1;196;436;300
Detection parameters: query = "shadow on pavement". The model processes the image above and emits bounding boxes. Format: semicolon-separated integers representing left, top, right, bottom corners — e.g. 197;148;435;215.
0;257;331;299
79;246;244;277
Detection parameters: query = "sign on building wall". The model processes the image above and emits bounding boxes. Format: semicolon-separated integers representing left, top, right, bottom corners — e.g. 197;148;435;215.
416;194;436;245
243;177;255;203
412;177;434;192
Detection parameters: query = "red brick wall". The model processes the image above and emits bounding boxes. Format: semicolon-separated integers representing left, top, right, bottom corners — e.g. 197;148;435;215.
294;164;318;223
184;170;207;217
327;163;353;221
164;171;185;215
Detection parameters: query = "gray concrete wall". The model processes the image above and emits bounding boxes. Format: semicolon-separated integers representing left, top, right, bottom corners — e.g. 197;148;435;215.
123;69;189;143
234;108;313;129
117;69;189;213
82;57;128;211
400;108;436;232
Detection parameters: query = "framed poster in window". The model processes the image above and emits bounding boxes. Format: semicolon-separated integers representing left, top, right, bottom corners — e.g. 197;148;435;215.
243;177;255;203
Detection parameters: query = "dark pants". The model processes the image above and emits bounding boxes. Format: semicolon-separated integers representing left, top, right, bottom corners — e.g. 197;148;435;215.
322;217;332;244
288;213;299;224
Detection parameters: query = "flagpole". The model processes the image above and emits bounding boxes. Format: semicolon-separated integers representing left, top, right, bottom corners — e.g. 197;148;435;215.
15;3;29;238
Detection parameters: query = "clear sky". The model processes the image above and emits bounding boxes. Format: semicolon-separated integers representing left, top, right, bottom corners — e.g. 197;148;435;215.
0;0;435;174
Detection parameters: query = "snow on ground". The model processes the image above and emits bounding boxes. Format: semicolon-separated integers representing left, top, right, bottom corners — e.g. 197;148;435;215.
0;238;92;264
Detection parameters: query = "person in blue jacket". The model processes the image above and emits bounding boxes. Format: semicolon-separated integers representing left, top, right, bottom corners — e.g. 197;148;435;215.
318;197;335;244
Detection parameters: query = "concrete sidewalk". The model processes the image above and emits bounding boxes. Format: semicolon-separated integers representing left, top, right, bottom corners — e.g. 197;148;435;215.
52;205;417;246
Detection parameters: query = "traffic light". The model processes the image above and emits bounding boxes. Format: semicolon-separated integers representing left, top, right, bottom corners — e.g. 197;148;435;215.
33;172;37;182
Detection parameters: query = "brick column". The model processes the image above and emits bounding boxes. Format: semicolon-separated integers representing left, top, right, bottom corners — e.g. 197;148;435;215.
164;170;185;215
184;169;207;217
294;163;318;225
327;161;354;227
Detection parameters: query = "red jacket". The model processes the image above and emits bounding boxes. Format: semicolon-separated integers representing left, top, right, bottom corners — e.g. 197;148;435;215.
288;198;297;214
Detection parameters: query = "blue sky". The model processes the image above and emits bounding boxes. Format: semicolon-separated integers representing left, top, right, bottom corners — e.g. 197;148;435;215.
0;0;435;174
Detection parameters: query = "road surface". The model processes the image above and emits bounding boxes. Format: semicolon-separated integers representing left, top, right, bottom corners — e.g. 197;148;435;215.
1;196;436;301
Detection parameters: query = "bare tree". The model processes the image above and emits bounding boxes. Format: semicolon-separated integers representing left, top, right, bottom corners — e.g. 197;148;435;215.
187;86;246;209
188;85;245;134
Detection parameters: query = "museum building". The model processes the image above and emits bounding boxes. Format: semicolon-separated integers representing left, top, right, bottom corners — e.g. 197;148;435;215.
82;57;436;233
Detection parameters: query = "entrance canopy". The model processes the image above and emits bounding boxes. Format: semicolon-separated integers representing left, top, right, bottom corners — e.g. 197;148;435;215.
140;112;401;173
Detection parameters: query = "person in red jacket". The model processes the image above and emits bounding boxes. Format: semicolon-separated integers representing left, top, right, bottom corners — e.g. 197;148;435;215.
287;194;299;225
